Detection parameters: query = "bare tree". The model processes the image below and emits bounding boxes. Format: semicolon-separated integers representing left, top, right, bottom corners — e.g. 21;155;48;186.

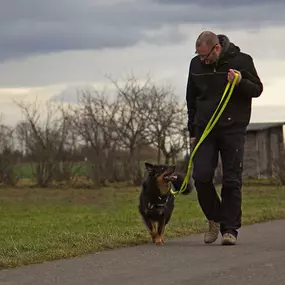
52;110;82;185
71;90;121;186
146;84;188;164
9;75;190;188
0;118;19;186
107;75;155;183
15;100;78;187
164;104;188;164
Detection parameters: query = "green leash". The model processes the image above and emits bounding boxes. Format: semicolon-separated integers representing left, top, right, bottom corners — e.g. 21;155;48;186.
171;73;239;196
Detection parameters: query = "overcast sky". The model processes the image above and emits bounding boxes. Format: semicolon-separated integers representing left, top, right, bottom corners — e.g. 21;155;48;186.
0;0;285;125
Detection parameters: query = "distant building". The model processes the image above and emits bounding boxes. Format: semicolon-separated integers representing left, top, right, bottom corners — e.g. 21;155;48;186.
243;122;285;179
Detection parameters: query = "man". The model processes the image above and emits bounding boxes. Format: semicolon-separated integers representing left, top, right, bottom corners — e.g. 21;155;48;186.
186;31;263;245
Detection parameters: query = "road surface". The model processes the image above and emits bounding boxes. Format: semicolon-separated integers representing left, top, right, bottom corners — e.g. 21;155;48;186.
1;220;285;285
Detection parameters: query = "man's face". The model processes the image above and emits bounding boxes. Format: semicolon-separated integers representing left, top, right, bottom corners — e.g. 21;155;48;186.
196;43;221;64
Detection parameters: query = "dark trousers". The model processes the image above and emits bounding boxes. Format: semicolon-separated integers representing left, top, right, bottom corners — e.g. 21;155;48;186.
192;127;245;237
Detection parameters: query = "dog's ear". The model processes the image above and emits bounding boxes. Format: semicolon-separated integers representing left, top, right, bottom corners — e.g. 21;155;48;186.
145;162;154;172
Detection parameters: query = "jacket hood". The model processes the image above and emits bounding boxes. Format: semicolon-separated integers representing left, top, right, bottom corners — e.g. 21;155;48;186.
218;34;240;60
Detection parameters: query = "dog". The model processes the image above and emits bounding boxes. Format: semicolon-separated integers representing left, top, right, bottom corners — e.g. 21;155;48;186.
138;162;193;245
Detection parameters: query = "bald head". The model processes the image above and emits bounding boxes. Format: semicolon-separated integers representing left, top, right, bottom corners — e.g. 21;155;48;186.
195;31;222;64
195;31;219;49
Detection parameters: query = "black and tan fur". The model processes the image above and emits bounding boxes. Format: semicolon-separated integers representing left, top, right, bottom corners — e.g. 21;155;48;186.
138;162;193;245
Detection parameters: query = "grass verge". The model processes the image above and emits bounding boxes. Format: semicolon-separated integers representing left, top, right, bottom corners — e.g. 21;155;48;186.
1;184;285;270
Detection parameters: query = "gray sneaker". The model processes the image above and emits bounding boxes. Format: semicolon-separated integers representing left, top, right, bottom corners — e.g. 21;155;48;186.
204;220;220;244
221;233;237;245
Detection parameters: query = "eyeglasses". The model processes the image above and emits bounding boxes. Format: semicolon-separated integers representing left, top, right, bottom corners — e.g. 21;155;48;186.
196;44;217;61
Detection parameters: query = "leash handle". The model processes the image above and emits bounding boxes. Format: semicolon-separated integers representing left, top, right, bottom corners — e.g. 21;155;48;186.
171;73;239;196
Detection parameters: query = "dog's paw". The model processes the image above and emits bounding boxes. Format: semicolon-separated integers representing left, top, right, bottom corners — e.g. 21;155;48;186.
155;238;164;246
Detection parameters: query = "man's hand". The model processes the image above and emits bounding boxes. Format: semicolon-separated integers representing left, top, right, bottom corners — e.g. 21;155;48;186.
228;69;241;85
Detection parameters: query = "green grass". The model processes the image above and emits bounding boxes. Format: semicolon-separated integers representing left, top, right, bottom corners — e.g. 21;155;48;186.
15;162;88;179
1;184;285;270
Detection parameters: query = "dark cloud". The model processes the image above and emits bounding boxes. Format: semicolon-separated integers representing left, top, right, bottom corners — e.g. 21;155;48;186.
0;0;284;61
154;0;284;6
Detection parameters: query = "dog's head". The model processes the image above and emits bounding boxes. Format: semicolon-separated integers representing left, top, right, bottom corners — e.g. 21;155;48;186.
144;162;177;194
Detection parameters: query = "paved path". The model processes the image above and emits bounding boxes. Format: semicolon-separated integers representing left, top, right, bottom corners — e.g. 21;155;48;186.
1;220;285;285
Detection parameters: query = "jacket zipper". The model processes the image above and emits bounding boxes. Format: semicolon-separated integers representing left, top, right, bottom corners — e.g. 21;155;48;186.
214;60;229;74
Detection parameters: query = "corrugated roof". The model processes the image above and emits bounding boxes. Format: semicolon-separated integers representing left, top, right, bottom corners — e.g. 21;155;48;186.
246;122;285;132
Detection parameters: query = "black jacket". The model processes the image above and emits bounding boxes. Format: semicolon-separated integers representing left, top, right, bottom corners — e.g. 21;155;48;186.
186;34;263;138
